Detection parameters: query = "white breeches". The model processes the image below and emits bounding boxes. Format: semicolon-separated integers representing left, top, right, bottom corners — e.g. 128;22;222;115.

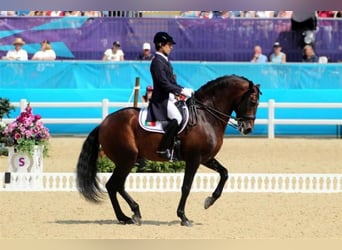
167;94;182;125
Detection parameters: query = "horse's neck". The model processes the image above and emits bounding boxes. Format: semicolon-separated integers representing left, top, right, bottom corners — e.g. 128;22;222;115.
196;94;234;132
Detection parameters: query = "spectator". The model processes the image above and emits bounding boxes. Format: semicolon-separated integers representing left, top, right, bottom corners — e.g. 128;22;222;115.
28;11;46;16
250;45;268;63
180;11;201;17
317;11;336;18
64;11;82;16
200;11;213;19
241;11;257;18
0;11;17;16
32;40;57;60
276;11;293;18
136;42;154;60
270;42;286;63
83;11;102;17
46;11;64;16
3;37;28;61
142;85;153;105
102;41;124;61
335;11;342;18
256;11;275;18
302;45;319;62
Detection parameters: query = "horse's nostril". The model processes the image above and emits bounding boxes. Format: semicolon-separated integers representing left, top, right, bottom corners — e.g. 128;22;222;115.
244;128;252;134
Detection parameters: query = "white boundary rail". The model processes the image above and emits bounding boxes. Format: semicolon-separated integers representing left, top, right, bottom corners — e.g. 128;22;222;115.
1;172;342;193
3;99;342;138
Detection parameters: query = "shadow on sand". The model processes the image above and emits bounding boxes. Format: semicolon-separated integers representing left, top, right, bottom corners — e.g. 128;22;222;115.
54;219;203;226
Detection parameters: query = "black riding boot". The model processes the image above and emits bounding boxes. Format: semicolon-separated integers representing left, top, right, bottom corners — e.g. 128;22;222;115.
157;119;179;160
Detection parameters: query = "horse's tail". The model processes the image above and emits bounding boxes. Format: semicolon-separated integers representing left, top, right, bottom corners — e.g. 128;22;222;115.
76;126;103;202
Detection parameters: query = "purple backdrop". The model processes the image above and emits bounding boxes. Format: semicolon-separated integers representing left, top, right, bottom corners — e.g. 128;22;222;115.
0;17;341;62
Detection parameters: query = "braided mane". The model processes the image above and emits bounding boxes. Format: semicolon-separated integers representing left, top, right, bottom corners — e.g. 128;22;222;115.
195;74;254;98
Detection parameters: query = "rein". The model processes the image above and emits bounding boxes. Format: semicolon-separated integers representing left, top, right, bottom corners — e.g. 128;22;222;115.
188;98;240;129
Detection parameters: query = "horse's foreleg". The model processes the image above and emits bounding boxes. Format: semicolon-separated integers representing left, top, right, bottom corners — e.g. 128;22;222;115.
118;189;142;225
176;161;199;227
202;158;228;209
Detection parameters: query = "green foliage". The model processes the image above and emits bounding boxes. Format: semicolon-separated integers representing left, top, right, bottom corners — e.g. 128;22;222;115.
97;155;116;173
141;160;185;173
0;144;8;156
96;155;185;173
0;97;15;119
15;138;49;156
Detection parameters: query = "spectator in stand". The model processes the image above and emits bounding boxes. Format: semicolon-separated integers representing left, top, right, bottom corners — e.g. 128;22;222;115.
302;45;319;62
136;42;154;60
336;11;342;18
200;11;213;19
28;11;46;16
0;11;17;16
3;37;28;61
64;11;82;16
83;11;102;17
256;11;275;18
180;11;201;17
276;11;293;18
46;11;64;16
241;11;257;18
31;40;57;60
270;42;286;63
317;11;336;18
142;85;153;105
250;45;268;63
102;41;124;61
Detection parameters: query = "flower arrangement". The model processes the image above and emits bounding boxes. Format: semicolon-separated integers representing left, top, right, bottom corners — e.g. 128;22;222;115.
1;103;50;156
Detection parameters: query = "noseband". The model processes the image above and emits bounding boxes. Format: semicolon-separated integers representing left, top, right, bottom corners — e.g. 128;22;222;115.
235;82;259;121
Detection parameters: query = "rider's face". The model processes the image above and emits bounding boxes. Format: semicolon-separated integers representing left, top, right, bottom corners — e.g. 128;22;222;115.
160;42;173;56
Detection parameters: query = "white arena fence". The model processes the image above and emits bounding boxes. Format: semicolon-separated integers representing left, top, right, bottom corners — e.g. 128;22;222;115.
3;99;342;139
1;172;342;193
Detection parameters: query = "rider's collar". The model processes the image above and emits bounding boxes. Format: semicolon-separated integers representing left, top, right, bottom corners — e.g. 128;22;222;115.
156;51;168;61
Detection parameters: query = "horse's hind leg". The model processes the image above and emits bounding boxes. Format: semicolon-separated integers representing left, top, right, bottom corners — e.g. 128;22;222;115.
118;189;142;225
202;158;228;209
106;163;142;225
106;171;133;224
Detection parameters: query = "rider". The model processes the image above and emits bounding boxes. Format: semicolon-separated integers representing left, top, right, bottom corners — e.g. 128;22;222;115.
147;31;194;160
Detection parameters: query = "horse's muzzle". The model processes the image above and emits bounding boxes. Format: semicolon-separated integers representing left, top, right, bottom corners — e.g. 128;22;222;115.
238;120;254;135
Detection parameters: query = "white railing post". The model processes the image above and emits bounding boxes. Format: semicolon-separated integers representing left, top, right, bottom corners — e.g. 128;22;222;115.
102;98;109;120
20;99;28;112
268;99;275;139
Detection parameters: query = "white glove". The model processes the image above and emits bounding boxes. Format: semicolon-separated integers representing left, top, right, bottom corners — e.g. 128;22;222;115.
181;88;194;98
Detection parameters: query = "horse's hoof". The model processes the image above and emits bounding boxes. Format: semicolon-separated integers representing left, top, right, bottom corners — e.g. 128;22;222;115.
204;196;214;209
118;218;135;225
132;215;142;226
180;220;192;227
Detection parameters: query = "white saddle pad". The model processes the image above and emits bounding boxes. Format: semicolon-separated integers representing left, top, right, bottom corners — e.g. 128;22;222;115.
138;106;189;134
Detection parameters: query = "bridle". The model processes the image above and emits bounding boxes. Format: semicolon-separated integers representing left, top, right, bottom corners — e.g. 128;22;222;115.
188;83;261;129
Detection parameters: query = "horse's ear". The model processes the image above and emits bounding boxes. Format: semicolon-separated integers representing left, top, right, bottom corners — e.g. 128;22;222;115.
255;84;262;95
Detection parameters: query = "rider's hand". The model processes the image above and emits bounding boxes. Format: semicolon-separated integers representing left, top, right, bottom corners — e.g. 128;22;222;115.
181;88;194;98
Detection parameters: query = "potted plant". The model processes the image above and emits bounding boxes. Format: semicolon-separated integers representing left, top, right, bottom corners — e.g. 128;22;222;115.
1;103;50;173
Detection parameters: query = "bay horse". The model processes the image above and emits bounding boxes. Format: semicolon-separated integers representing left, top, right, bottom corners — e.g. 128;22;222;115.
76;75;261;226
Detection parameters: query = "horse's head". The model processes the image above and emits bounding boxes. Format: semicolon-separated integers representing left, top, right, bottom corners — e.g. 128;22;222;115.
234;82;261;135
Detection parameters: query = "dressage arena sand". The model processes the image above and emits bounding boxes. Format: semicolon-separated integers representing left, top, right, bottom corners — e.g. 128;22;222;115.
1;137;342;239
